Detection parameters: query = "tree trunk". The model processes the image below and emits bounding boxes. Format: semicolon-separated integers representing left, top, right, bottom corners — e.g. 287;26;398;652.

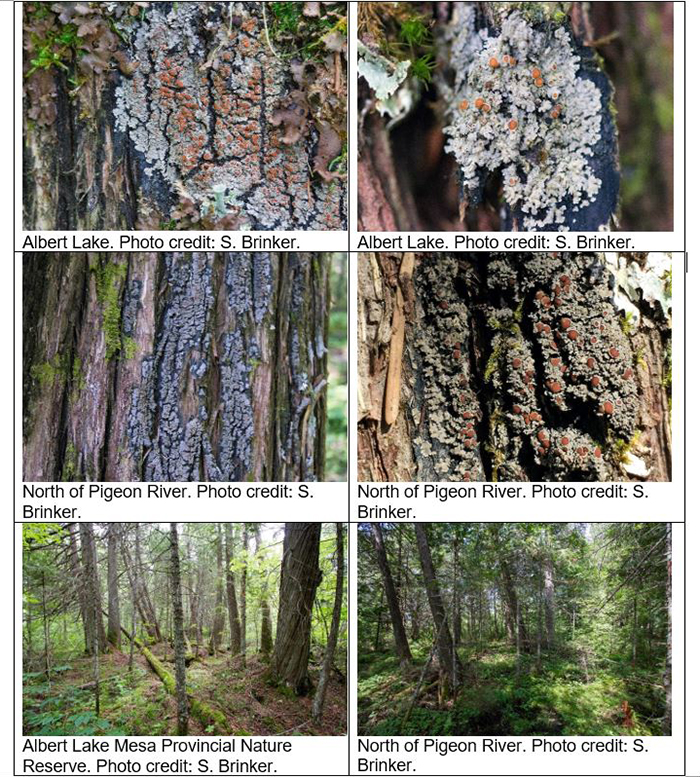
413;523;462;693
41;572;51;684
224;524;242;655
369;523;413;669
253;525;273;658
107;525;121;649
452;532;462;647
272;523;322;695
663;523;672;736
209;525;225;654
67;524;88;649
358;252;671;482
132;524;161;642
22;3;346;231
241;525;248;665
312;524;344;722
499;560;528;652
23;252;332;482
169;524;189;736
79;522;107;655
543;554;555;650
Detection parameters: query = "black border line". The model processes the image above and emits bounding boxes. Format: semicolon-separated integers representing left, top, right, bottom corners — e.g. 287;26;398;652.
12;0;688;775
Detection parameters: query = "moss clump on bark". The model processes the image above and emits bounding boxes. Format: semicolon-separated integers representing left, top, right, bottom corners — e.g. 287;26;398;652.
92;259;128;361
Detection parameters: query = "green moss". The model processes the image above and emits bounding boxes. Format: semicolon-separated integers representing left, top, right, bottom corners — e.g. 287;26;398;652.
30;355;66;389
25;20;80;77
269;2;344;61
61;442;80;482
609;430;640;465
399;16;431;48
328;143;348;175
92;260;128;361
619;311;635;335
123;337;137;360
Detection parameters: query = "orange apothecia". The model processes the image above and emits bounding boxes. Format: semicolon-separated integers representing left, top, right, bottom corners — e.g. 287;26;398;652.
482;103;491;113
475;97;485;109
489;57;500;68
531;67;541;79
535;78;544;88
460;99;468;110
508;119;518;130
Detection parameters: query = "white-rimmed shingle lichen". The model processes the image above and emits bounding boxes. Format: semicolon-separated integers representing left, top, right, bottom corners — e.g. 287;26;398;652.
483;252;638;480
410;256;486;483
110;3;346;230
396;252;641;482
441;6;618;231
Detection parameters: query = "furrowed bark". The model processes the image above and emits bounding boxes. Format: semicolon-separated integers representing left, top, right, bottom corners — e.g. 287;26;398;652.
358;252;671;482
23;3;346;231
169;523;189;736
24;252;331;482
414;523;462;693
272;523;322;695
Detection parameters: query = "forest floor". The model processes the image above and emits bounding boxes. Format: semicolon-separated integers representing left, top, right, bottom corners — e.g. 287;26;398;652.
24;645;346;737
358;641;665;736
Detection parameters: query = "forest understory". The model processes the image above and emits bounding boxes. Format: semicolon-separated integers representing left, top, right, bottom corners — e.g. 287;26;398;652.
24;522;347;737
25;646;346;737
358;522;671;737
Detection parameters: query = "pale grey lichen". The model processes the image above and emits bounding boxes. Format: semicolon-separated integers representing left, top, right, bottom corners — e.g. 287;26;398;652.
114;3;345;230
410;257;486;482
443;8;607;230
358;41;411;101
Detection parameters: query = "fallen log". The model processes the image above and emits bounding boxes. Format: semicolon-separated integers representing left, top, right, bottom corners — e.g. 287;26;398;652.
107;613;230;734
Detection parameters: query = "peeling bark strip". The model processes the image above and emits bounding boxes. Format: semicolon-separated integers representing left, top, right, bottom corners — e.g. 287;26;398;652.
24;253;331;482
23;3;346;231
358;252;672;483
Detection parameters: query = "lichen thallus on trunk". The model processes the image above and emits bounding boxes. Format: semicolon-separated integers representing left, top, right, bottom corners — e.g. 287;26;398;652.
23;252;332;482
359;252;671;482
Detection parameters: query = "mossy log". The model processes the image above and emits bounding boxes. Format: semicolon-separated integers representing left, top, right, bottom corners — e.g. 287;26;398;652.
139;645;230;735
113;618;230;736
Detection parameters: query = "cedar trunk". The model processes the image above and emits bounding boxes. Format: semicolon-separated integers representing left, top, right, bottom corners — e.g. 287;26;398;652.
224;524;242;655
23;3;346;232
272;523;322;695
79;522;107;655
357;253;671;483
413;523;462;693
209;525;225;654
369;523;413;669
169;523;189;736
312;524;345;722
23;253;330;482
107;524;121;649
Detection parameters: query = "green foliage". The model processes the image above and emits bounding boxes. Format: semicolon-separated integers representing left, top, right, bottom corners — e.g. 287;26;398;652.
269;3;302;35
369;7;436;88
26;22;80;77
268;2;346;61
410;54;436;86
358;523;669;736
398;16;431;48
326;256;347;480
